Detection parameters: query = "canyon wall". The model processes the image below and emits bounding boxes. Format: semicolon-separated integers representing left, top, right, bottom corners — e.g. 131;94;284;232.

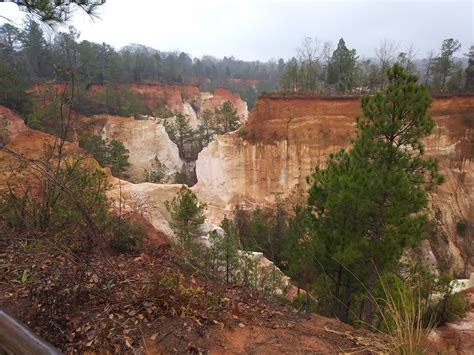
87;83;249;122
194;95;474;277
29;83;249;183
78;115;182;183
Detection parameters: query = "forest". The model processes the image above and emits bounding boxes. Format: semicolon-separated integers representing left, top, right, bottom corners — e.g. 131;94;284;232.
1;20;473;112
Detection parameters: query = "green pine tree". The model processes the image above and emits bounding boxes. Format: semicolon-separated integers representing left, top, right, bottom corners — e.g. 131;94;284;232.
166;186;207;252
108;139;129;177
214;101;241;134
307;64;444;325
327;38;358;93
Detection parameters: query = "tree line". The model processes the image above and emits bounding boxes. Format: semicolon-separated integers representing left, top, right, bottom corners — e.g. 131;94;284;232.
280;37;472;94
3;20;472;117
0;20;283;108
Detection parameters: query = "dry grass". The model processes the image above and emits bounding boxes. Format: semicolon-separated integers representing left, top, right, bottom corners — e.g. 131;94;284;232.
378;279;434;355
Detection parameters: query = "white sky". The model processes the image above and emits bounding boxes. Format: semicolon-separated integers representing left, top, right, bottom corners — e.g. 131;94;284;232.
1;0;473;61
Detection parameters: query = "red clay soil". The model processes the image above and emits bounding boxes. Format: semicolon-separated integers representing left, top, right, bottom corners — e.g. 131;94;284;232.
0;226;386;354
240;95;474;145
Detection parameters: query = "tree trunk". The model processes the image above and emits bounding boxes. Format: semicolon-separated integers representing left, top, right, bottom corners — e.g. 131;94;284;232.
340;279;352;323
360;265;376;326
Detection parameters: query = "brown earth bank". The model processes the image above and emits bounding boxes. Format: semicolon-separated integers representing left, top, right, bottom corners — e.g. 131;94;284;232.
88;82;249;121
30;82;249;121
194;95;474;277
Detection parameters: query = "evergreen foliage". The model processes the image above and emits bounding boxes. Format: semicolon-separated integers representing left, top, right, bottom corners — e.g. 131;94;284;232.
108;139;129;177
144;156;167;183
0;61;31;116
430;39;462;93
12;0;105;24
465;46;474;92
166;186;206;251
307;64;444;324
213;101;241;133
327;38;358;92
164;114;194;159
78;134;130;177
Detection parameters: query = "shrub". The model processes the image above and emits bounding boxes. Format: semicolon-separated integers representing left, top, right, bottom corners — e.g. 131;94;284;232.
79;134;130;177
165;186;206;252
379;275;434;354
428;274;469;325
291;293;318;313
153;103;174;118
110;216;144;253
0;155;111;247
455;218;469;237
173;172;187;184
0;61;31;116
78;133;109;167
108;139;129;176
0;115;10;146
144;156;167;183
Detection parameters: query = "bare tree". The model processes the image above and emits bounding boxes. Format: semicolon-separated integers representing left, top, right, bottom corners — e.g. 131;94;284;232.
321;41;334;81
423;50;435;86
375;38;400;88
297;37;322;92
396;43;418;74
297;36;321;65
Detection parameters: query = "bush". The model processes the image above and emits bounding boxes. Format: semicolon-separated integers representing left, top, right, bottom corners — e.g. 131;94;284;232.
432;291;469;325
78;133;109;167
428;274;469;325
153;103;174;118
79;134;130;177
166;186;206;252
0;115;10;146
291;293;318;313
0;61;31;116
110;216;144;253
27;94;63;136
455;218;470;237
0;155;111;247
144;156;167;183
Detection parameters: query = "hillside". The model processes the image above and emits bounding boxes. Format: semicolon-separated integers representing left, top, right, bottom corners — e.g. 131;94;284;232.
0;105;385;353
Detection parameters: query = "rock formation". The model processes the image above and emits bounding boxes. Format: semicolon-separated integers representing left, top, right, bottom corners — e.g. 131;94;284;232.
79;115;182;183
29;83;249;184
194;95;474;277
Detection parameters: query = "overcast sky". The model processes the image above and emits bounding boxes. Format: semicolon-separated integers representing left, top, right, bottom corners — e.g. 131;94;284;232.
1;0;472;61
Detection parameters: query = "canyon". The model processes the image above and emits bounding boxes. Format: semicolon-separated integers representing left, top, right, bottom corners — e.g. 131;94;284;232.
16;85;474;277
31;83;250;183
1;88;473;353
194;94;474;277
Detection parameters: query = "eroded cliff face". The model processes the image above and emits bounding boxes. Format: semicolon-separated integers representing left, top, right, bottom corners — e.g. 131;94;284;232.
87;83;249;122
194;96;474;276
30;83;249;183
0;106;100;193
78;115;182;183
